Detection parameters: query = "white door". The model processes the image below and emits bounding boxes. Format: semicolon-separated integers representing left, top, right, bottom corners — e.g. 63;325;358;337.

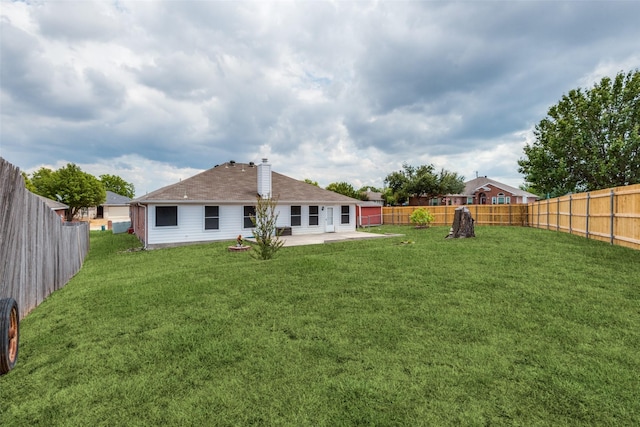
325;207;335;232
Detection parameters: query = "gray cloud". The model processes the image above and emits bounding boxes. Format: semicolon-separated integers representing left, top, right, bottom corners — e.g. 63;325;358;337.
2;0;639;194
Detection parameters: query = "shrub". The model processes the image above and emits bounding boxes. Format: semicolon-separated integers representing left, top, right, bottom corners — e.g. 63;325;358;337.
410;208;434;228
250;196;285;260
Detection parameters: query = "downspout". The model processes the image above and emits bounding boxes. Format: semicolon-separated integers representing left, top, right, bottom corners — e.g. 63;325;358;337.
142;204;148;249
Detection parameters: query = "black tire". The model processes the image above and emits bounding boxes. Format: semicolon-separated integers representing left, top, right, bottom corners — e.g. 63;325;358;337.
0;298;19;374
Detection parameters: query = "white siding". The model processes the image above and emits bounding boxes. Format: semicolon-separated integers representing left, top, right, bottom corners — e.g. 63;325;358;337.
274;204;356;235
104;206;130;220
146;202;357;245
335;204;357;233
148;204;252;245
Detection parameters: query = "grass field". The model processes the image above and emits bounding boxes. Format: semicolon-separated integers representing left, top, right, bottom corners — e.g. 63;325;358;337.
1;226;639;426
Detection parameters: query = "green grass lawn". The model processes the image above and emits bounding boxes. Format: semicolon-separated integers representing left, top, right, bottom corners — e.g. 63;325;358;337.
1;226;639;426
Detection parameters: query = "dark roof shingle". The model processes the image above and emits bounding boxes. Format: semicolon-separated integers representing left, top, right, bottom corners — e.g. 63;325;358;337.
132;162;360;204
104;191;132;205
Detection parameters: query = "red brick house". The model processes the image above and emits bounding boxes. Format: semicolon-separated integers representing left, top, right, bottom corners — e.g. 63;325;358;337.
410;177;539;206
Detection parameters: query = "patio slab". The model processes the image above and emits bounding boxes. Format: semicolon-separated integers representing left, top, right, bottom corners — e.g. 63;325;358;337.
245;231;402;247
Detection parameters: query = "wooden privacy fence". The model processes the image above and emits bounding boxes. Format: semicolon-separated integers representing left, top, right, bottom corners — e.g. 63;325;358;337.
381;185;639;251
382;204;529;227
0;158;90;319
529;184;640;251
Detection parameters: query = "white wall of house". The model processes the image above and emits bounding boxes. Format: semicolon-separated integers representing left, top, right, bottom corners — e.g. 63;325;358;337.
278;204;356;235
146;202;357;246
104;206;130;220
148;204;247;245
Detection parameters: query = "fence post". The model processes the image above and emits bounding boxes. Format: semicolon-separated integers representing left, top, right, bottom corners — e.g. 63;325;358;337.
557;198;560;231
610;189;615;245
569;194;572;235
586;192;590;240
509;204;512;225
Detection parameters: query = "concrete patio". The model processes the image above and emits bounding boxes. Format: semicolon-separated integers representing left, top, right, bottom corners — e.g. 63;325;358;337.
245;231;402;247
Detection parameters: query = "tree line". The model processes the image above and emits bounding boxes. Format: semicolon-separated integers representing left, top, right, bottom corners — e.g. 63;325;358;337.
319;163;466;206
22;164;135;222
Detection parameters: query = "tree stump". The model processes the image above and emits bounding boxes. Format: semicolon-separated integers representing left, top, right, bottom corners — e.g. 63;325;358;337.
446;207;475;239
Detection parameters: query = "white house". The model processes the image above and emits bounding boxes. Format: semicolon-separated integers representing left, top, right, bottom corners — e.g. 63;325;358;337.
130;159;360;249
99;191;132;221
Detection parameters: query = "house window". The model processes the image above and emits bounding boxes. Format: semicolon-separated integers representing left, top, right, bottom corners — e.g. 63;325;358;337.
204;206;219;230
494;193;510;205
243;206;255;228
467;197;474;204
309;206;319;226
291;206;301;226
156;206;177;227
341;205;350;224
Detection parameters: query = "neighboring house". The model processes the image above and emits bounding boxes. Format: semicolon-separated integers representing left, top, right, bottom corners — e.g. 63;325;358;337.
130;159;360;248
76;191;132;222
97;191;132;221
363;191;385;206
410;176;540;206
35;194;69;220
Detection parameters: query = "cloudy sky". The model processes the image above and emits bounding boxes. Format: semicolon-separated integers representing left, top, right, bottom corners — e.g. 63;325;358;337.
2;1;639;197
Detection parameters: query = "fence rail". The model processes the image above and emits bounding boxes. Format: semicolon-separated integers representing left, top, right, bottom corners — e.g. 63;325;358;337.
528;184;640;250
358;214;383;227
382;204;529;227
0;158;90;319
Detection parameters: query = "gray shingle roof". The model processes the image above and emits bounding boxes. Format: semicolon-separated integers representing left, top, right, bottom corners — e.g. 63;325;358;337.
35;194;68;210
104;191;132;205
132;162;360;204
463;177;539;198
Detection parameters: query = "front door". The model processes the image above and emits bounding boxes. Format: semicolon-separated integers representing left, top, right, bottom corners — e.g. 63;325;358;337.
325;207;335;232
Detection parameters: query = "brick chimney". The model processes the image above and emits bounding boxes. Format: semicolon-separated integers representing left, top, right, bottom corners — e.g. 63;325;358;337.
257;158;271;198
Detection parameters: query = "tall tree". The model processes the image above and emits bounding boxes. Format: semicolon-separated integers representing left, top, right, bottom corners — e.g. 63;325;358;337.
325;182;362;200
100;174;135;199
29;167;57;198
384;163;465;205
519;69;640;196
30;163;106;221
436;169;466;197
21;171;36;193
383;170;410;205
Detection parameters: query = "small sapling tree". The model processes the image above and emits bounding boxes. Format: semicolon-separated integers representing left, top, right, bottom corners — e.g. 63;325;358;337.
410;208;434;228
250;195;285;260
